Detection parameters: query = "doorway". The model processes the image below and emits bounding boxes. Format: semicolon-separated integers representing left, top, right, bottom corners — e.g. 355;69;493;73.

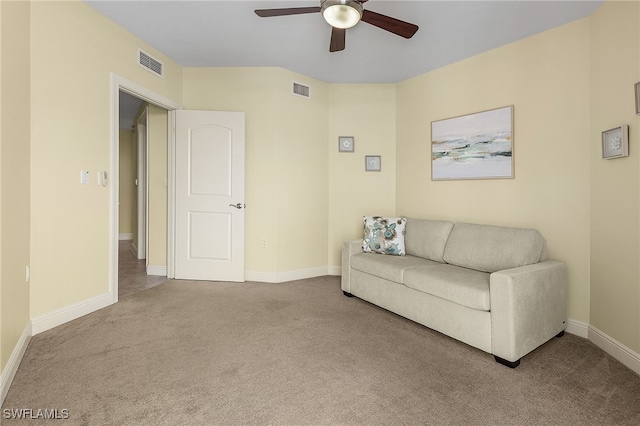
118;91;165;298
111;73;181;303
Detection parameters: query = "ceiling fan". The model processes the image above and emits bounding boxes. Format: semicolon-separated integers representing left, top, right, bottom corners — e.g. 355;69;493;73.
255;0;419;52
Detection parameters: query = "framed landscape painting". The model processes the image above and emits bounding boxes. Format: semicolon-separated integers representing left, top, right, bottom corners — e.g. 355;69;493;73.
431;106;514;180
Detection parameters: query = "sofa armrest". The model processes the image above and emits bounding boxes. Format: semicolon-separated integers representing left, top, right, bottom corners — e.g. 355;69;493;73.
341;239;363;293
490;260;567;362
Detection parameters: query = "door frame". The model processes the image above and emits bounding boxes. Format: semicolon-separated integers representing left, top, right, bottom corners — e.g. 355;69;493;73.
167;110;177;279
110;73;182;303
135;107;148;261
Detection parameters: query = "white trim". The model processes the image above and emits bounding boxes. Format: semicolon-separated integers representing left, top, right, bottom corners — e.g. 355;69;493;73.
114;74;179;109
110;73;182;304
565;318;589;339
146;265;167;276
564;319;640;376
31;293;113;335
0;323;31;405
167;111;176;279
136;108;148;261
588;325;640;376
110;75;120;304
119;233;133;241
246;266;329;283
131;241;138;258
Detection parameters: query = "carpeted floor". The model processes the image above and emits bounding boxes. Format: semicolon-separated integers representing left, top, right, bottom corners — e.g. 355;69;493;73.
3;276;640;425
117;240;167;299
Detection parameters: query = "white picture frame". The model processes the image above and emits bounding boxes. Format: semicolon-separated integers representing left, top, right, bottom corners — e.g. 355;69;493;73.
365;155;381;172
602;125;629;159
338;136;355;152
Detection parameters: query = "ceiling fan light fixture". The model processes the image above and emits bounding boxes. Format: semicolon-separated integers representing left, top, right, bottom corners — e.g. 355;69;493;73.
321;0;363;29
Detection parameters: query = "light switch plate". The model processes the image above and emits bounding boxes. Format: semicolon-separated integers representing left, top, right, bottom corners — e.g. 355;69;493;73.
80;170;89;184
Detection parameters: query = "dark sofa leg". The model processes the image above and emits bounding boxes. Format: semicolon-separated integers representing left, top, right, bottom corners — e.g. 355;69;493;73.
556;330;565;338
494;356;521;368
343;291;355;297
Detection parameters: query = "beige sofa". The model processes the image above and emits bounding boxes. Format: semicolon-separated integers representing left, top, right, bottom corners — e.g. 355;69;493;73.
341;218;567;367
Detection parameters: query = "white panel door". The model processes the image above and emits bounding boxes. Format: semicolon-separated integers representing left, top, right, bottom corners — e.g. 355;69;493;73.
174;110;245;281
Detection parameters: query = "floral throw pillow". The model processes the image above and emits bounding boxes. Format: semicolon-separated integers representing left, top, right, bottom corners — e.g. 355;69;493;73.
362;216;407;256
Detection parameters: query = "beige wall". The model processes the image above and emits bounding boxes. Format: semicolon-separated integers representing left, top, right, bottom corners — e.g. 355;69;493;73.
0;0;30;373
590;0;640;353
29;1;182;318
396;19;592;323
275;70;329;272
147;104;167;268
182;72;396;274
182;68;329;275
328;85;397;267
118;129;136;236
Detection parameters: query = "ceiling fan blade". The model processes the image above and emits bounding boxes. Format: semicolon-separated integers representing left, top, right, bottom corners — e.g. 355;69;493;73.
255;7;321;18
361;10;419;39
329;27;346;52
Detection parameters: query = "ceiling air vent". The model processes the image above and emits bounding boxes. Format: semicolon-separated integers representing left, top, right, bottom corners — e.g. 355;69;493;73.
292;82;310;98
138;49;163;78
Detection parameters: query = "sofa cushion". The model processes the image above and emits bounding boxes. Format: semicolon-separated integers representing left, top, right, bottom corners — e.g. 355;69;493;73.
362;216;407;256
403;264;491;311
442;223;546;273
404;218;454;263
351;253;438;284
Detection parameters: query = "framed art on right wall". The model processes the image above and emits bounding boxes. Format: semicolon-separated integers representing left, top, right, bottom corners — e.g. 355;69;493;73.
602;125;629;159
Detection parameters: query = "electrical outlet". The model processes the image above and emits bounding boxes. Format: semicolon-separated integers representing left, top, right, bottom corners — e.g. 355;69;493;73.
261;239;268;248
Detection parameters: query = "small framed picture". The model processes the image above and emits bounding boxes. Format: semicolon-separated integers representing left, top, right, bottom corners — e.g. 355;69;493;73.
338;136;355;152
602;125;629;159
365;155;381;172
635;82;640;115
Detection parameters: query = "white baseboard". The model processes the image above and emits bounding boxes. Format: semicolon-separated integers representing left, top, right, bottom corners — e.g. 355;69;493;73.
147;265;167;276
31;292;114;335
119;233;133;241
588;325;640;376
246;266;329;283
0;322;31;406
565;318;640;375
566;318;589;338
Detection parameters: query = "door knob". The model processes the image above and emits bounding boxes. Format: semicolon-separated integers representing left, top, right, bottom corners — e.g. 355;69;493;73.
229;203;246;209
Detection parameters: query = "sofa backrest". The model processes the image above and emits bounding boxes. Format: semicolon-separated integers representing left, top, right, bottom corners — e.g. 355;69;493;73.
405;218;454;263
442;222;546;273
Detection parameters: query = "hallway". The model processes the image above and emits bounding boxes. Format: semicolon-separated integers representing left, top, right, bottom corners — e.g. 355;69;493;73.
118;240;168;299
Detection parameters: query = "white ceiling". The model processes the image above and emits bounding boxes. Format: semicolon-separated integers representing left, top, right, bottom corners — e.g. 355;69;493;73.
88;0;603;85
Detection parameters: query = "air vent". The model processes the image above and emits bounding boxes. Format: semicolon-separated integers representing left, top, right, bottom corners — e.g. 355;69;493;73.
292;82;310;98
138;49;163;78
